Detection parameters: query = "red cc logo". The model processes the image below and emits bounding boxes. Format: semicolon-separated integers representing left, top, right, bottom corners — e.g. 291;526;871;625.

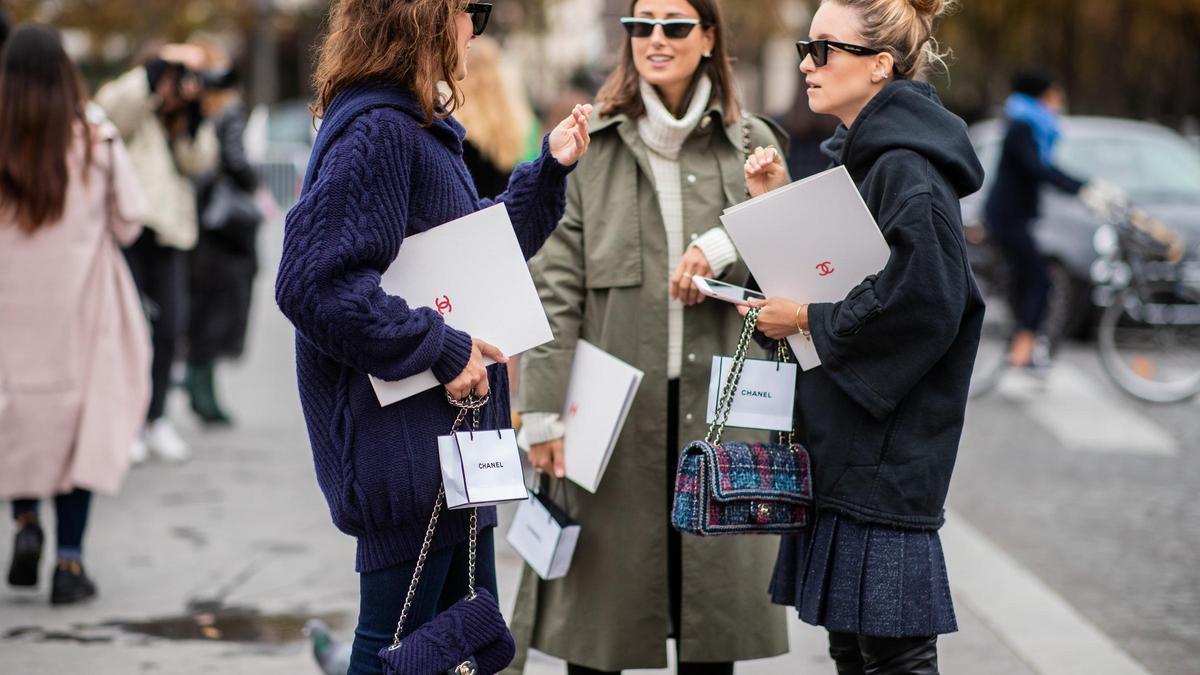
435;295;453;315
568;402;580;418
815;261;835;277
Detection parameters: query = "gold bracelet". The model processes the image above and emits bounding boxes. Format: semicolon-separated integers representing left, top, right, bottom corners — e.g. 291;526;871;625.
795;305;811;340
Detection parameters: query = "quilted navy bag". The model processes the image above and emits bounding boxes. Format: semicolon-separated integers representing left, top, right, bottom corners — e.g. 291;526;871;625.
672;308;813;535
379;395;516;675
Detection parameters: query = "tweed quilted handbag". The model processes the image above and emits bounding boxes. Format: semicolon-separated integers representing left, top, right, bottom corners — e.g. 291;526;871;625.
379;395;516;675
671;308;813;536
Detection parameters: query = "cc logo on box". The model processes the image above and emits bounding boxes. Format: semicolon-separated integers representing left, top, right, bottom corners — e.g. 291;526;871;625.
815;261;835;277
435;294;453;315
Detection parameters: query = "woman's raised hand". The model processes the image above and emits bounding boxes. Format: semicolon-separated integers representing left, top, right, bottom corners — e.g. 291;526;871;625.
744;146;789;198
548;104;594;167
445;338;507;401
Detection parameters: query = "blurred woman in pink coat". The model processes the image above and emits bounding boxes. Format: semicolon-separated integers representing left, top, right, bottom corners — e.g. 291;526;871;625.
0;25;150;605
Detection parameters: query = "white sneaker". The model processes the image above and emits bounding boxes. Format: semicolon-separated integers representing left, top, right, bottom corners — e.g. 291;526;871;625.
130;432;149;465
146;419;191;463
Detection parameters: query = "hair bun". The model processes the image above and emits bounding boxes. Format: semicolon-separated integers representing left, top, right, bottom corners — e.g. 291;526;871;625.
906;0;950;18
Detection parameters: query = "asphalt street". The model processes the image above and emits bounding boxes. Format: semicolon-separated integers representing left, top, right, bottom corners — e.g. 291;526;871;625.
0;223;1194;674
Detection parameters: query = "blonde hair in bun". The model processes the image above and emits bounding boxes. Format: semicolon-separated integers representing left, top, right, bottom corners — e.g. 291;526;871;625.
825;0;956;80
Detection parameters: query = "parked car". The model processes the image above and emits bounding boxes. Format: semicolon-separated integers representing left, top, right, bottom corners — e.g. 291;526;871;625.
961;116;1200;338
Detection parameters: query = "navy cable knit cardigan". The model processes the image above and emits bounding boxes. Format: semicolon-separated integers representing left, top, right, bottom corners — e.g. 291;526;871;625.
275;84;573;572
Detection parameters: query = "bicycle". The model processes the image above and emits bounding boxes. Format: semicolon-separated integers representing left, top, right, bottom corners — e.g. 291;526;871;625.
1091;204;1200;403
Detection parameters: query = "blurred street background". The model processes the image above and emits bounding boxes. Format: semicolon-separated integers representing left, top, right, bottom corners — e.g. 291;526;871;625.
2;1;1199;673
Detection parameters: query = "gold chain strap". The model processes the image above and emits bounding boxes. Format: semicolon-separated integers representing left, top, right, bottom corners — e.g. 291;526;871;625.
706;308;761;445
388;393;490;651
705;309;797;447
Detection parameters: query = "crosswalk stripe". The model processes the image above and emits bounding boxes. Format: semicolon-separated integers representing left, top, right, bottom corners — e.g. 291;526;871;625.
943;511;1152;675
997;362;1178;456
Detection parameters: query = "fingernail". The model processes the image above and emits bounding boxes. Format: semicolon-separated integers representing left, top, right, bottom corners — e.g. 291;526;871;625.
555;469;565;478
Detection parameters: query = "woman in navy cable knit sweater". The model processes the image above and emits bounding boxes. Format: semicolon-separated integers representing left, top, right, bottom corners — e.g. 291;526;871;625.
274;1;591;672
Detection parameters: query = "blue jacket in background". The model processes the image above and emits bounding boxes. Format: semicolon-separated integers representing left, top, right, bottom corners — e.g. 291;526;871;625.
275;84;573;572
984;118;1085;228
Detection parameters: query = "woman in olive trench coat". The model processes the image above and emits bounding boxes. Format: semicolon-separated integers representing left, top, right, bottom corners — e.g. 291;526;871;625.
505;70;791;675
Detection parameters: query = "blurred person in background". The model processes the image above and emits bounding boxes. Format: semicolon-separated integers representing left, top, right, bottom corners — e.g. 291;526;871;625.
742;0;983;671
274;0;591;673
0;25;150;605
511;0;790;673
983;70;1085;370
777;84;840;179
96;42;219;462
456;35;542;200
185;41;262;426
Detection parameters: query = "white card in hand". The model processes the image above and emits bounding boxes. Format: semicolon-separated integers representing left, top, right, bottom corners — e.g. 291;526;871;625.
721;166;891;371
706;356;797;432
438;429;528;509
369;203;553;406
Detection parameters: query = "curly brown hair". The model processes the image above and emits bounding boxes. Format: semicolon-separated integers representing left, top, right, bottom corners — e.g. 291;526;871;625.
312;0;468;125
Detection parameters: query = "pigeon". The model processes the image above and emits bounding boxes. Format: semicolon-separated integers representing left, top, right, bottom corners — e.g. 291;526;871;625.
304;618;353;675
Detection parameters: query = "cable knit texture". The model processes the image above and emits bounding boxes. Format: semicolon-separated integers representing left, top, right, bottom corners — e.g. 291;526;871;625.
275;83;573;573
379;588;516;674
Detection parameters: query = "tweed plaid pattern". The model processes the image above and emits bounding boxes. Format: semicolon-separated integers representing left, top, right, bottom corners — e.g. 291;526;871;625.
672;439;813;536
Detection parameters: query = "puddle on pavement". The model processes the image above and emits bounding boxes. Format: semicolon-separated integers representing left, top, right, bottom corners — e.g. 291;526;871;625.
109;602;347;644
3;602;347;646
3;626;113;644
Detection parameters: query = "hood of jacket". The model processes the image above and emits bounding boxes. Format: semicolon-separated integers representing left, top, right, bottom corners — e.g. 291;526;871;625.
822;80;983;199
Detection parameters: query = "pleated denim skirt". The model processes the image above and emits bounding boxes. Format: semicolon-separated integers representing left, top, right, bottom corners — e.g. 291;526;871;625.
769;510;958;637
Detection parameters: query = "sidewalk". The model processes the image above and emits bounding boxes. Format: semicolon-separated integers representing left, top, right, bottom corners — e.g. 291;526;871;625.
0;257;1039;675
0;227;1084;672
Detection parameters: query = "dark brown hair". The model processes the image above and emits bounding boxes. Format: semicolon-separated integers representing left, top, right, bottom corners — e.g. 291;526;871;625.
312;0;468;125
0;24;92;234
596;0;741;127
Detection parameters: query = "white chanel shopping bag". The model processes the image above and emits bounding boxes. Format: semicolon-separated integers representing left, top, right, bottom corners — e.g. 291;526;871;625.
705;356;797;431
438;428;529;509
506;487;580;580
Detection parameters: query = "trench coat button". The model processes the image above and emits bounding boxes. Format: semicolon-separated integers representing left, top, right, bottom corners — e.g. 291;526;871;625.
685;413;694;423
687;353;697;363
686;174;698;185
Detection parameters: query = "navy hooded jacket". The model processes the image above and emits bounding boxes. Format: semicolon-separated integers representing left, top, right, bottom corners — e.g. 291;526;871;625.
787;80;986;530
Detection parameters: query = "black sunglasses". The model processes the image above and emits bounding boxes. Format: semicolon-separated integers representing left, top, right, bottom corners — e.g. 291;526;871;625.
466;3;492;37
620;17;702;40
796;39;883;67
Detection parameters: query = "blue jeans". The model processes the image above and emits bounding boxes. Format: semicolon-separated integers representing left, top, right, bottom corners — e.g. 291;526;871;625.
12;489;92;560
347;526;498;675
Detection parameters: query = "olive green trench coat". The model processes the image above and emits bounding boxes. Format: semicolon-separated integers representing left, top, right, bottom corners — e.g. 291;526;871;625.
505;104;791;672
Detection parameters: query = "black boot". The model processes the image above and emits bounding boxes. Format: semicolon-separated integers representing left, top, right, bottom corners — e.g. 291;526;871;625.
7;520;44;587
50;560;97;605
186;361;232;426
859;635;939;675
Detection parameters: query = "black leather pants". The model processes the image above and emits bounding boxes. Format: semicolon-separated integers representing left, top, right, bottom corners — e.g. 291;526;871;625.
828;632;940;675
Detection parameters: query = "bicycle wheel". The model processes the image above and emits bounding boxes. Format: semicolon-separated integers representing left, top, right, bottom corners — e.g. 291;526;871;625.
969;268;1013;399
1097;287;1200;403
